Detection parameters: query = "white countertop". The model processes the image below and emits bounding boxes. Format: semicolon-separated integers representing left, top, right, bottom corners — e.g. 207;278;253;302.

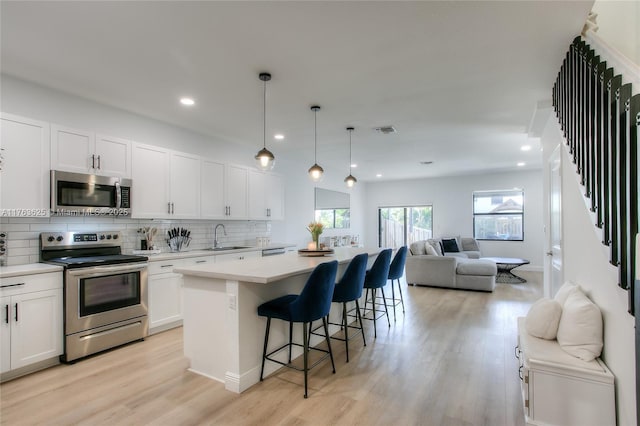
174;246;381;284
135;242;297;262
0;263;64;278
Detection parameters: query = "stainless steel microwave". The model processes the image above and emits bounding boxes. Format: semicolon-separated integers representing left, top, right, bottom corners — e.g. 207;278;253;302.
50;170;131;216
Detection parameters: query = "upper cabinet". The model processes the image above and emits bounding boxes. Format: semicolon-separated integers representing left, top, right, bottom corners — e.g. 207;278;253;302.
225;164;249;219
131;143;200;219
51;125;131;178
0;113;50;216
200;159;226;219
248;170;284;220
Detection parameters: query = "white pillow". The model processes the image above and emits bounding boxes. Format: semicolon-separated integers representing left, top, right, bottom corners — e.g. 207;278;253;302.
525;298;563;340
554;281;579;306
556;289;603;361
425;243;439;256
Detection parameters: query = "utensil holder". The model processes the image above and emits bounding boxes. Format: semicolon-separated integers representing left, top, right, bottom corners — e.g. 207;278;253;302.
167;236;191;252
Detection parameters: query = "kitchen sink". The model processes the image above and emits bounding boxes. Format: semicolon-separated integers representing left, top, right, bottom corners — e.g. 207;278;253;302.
205;246;251;251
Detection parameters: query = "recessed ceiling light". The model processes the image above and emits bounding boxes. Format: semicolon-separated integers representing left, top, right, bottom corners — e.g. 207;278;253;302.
517;162;526;167
521;145;531;151
351;164;358;168
376;173;382;178
180;97;195;106
274;134;284;140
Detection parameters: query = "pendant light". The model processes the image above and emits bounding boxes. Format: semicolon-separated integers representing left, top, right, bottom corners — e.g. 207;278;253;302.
308;105;324;182
344;127;357;188
254;72;275;171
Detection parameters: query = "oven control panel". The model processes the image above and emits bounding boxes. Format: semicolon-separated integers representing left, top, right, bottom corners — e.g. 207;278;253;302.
41;231;123;248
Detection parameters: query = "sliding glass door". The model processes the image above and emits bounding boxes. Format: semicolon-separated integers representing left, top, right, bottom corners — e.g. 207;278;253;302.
378;206;433;248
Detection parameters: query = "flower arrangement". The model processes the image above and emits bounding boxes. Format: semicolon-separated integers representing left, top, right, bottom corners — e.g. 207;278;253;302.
307;221;324;250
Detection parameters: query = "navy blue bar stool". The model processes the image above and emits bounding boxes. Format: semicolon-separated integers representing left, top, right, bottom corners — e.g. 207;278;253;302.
362;248;392;338
328;253;368;362
387;246;408;321
258;260;338;398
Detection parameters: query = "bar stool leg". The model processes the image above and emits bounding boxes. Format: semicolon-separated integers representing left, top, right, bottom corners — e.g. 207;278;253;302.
342;302;349;362
303;321;309;398
397;279;405;313
322;316;336;373
364;288;370;312
288;321;293;362
371;288;377;338
260;317;271;381
355;299;366;347
390;279;397;322
380;288;391;327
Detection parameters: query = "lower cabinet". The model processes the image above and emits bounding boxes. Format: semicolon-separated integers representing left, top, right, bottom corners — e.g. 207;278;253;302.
1;272;63;375
215;251;260;262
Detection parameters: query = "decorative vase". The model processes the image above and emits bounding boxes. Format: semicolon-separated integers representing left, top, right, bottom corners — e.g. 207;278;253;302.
313;236;320;250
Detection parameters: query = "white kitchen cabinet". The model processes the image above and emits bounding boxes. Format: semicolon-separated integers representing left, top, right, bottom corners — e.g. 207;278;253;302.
169;152;200;219
0;272;63;374
248;170;285;220
51;125;131;177
200;159;226;219
0;113;50;216
225;164;249;219
215;250;260;262
148;259;184;334
131;143;171;218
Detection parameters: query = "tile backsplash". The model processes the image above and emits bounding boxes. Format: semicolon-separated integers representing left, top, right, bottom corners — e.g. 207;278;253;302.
0;217;271;266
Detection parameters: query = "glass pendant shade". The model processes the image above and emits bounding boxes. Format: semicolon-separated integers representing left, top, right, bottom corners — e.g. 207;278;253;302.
254;72;275;171
308;163;324;182
344;174;357;187
255;148;275;171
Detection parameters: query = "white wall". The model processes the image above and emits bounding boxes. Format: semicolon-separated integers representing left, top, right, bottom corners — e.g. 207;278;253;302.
540;116;636;426
363;170;545;269
591;0;639;65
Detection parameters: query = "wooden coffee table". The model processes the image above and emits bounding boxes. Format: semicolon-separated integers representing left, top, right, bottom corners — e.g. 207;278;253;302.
481;257;530;283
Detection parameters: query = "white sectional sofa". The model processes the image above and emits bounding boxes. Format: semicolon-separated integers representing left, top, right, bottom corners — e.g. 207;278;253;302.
406;239;497;292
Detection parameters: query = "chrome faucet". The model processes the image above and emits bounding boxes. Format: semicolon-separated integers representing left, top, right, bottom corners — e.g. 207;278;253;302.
214;224;226;248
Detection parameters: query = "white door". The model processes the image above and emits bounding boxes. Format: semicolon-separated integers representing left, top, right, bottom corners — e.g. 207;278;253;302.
10;289;63;370
0;113;50;214
548;146;563;296
0;296;11;373
170;152;200;219
95;134;131;178
200;159;226;219
131;143;170;218
51;124;94;173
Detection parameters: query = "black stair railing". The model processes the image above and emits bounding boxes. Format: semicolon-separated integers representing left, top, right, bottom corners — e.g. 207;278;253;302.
552;36;640;315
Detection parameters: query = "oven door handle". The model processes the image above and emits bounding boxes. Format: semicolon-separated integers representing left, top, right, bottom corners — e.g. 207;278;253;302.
66;262;148;278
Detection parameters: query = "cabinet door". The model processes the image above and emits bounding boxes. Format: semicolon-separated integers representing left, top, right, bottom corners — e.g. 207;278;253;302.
200;159;226;219
0;296;10;373
226;164;248;219
10;289;63;370
170;152;200;219
95;134;131;178
248;169;267;219
51;124;94;174
131;143;171;218
266;173;285;220
148;273;183;331
0;113;50;215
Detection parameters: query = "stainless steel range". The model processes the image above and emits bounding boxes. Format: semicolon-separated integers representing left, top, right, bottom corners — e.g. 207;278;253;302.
40;231;148;362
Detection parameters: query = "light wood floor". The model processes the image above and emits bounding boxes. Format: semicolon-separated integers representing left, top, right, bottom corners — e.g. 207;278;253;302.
1;272;542;426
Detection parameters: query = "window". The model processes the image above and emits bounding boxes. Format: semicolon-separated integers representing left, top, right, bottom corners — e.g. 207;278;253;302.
473;189;524;241
315;209;350;229
378;205;433;248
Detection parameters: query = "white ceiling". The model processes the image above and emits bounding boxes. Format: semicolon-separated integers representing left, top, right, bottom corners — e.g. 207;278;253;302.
0;1;593;181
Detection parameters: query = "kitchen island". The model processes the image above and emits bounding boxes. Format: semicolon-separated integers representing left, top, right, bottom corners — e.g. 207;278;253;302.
174;246;380;393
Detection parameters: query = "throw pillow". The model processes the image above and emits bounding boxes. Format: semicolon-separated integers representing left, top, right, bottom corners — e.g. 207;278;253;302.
409;241;426;256
441;238;460;253
427;239;444;256
425;243;439;256
554;281;579;306
556;289;603;361
525;298;563;340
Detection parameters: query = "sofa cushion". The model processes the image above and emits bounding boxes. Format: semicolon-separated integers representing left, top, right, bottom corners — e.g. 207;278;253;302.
556;289;603;361
441;238;460;253
409;241;426;256
525;298;562;340
425;243;439;256
456;259;496;276
427;239;444;256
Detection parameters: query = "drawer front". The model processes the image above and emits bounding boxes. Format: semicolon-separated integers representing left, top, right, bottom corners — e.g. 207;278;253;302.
0;272;62;297
184;256;214;267
148;259;186;275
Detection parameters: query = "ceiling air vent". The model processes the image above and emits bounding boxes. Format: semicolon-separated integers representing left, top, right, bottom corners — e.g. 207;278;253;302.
374;126;396;134
420;161;433;165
